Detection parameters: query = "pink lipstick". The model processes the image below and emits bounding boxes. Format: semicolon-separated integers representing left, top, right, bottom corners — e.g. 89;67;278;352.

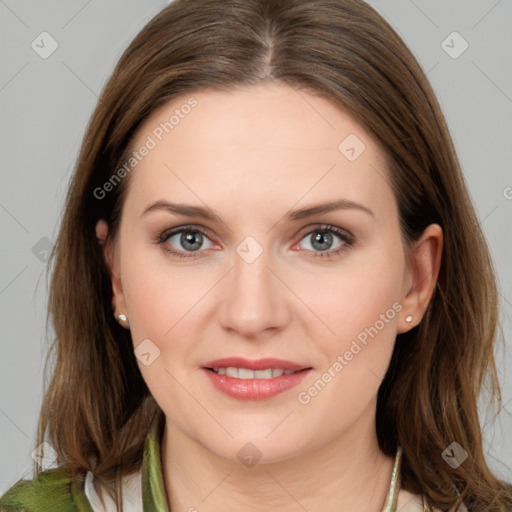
201;357;312;400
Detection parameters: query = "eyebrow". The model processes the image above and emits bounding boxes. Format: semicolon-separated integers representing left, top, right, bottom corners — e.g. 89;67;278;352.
140;198;374;222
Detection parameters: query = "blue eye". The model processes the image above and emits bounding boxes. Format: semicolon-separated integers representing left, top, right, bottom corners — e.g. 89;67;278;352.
158;227;213;258
296;225;354;259
156;224;354;260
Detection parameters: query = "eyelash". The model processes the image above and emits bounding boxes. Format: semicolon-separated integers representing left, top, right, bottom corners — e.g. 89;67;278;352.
154;224;355;260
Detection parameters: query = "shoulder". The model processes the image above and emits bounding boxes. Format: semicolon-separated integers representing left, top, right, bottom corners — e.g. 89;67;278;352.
0;467;93;512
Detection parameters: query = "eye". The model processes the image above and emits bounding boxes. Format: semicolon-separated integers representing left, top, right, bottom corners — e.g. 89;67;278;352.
157;226;215;259
295;224;354;259
155;224;354;260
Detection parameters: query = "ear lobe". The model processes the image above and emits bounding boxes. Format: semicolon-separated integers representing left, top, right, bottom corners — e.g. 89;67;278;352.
398;223;443;333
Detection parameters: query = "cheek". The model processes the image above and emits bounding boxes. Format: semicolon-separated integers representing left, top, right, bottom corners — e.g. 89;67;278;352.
120;242;201;339
306;242;405;372
120;247;212;405
295;260;403;424
120;251;204;412
318;241;404;313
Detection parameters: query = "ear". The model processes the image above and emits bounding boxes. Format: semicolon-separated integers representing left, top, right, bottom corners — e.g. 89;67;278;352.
95;219;127;315
397;223;443;333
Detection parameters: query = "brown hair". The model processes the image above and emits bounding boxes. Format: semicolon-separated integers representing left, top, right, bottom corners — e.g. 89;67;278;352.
35;0;512;510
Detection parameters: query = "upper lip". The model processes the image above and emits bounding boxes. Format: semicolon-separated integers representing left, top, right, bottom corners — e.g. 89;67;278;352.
202;357;311;371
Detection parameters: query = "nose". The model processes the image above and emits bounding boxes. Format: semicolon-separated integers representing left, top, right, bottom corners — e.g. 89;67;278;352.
219;241;292;339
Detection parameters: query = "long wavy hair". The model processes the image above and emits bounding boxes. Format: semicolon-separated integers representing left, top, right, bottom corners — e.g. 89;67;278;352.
34;0;512;510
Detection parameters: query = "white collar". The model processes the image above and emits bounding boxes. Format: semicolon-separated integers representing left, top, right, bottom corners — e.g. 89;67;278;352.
84;469;142;512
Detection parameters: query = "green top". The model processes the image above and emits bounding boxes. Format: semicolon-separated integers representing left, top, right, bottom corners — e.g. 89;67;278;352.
0;417;169;512
0;419;407;511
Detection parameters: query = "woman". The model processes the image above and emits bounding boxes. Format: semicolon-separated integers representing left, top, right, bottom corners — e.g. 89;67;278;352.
1;0;511;511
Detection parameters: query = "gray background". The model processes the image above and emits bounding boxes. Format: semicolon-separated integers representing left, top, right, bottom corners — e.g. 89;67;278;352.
1;0;511;495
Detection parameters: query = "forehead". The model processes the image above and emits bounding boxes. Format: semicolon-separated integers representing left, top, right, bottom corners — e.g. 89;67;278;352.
124;82;394;221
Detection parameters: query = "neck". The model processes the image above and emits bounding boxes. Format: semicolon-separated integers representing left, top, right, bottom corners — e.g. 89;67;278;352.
160;405;396;512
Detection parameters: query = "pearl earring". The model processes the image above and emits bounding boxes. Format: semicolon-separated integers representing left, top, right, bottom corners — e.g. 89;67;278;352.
405;315;413;324
115;313;130;328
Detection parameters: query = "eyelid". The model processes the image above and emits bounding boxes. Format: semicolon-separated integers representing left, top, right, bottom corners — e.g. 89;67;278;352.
294;223;354;244
158;223;209;238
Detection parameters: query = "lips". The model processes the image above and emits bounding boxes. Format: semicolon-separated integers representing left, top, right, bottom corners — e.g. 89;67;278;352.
201;357;312;400
202;357;309;372
211;368;296;378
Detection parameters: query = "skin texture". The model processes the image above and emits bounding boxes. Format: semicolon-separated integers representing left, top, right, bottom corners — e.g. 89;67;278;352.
96;82;442;511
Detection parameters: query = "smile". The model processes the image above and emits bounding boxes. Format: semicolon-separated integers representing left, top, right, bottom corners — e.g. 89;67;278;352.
201;366;311;400
208;367;299;379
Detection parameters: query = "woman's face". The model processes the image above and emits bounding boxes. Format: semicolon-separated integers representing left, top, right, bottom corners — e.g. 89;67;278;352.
101;82;439;463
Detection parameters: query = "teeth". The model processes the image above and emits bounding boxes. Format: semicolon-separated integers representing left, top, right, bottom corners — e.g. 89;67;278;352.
212;367;298;379
255;369;273;379
226;367;239;378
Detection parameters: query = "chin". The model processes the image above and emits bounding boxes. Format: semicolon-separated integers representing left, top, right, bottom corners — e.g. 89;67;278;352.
199;433;311;467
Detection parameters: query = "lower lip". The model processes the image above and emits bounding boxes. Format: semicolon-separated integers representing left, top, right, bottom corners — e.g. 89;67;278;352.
201;368;312;400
